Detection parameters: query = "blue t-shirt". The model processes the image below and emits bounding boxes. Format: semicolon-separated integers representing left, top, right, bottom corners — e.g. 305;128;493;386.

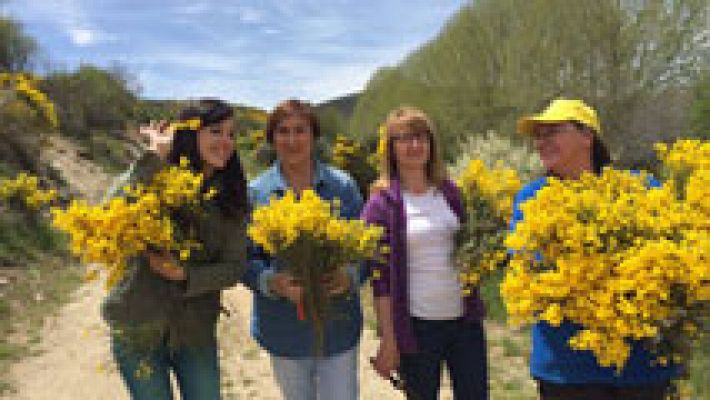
510;175;679;385
243;160;364;358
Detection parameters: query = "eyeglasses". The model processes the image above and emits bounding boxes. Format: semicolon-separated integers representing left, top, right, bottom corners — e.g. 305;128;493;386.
390;131;429;144
531;123;574;140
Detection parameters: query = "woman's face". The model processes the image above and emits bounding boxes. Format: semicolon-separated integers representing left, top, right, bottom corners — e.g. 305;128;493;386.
532;122;592;176
390;125;430;175
197;118;235;173
272;115;314;168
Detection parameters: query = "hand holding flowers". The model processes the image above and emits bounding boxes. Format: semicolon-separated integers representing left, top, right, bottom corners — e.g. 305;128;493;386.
248;189;384;353
147;250;186;281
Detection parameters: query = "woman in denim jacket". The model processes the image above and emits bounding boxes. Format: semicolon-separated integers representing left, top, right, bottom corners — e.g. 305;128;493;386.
242;99;365;400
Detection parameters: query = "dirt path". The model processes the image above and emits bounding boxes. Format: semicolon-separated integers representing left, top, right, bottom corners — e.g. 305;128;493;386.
3;284;402;400
41;135;113;204
4;282;535;399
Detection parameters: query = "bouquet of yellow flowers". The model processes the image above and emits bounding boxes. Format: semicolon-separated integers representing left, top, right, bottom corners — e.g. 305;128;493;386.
455;159;521;291
502;139;709;371
248;189;384;352
50;158;216;288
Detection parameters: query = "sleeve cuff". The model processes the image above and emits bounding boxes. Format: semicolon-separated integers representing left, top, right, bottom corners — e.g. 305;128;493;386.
258;269;279;299
346;264;360;291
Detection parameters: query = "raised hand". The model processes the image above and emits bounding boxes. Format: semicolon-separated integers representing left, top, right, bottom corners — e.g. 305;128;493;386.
139;120;173;160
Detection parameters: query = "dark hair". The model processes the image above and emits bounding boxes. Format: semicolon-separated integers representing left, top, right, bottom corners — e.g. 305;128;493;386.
591;134;612;173
571;121;611;173
167;98;247;217
265;99;320;144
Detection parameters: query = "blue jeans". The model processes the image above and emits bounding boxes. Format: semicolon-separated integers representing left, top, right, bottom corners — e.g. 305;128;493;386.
269;345;358;400
399;318;488;400
111;335;220;400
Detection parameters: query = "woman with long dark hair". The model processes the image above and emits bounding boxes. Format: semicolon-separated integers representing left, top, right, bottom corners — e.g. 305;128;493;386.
103;99;248;400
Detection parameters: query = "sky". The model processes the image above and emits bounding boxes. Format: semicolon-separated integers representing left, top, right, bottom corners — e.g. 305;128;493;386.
4;0;467;109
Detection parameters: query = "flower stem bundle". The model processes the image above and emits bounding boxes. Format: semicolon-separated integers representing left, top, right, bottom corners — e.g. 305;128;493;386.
248;189;384;353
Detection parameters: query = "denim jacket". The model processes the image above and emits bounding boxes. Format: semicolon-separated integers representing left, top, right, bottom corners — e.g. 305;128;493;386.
243;160;365;358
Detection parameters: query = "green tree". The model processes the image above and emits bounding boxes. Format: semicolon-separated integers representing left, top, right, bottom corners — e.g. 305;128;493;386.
350;0;710;161
40;64;138;139
0;97;48;174
690;71;710;137
0;17;37;72
316;105;348;141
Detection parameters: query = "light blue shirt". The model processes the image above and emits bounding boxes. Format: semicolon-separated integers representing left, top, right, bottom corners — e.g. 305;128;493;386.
243;160;364;358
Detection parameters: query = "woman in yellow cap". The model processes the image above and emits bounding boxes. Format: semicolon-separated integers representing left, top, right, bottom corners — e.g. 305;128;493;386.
510;98;679;400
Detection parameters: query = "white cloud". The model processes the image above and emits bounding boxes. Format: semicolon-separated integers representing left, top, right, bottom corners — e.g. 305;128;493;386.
10;0;118;47
68;28;95;46
10;0;468;108
67;27;118;47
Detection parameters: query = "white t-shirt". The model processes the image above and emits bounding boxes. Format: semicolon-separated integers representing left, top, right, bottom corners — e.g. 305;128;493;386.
403;188;463;320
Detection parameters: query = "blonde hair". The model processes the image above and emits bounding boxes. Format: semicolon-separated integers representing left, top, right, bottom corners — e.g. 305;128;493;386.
370;106;448;194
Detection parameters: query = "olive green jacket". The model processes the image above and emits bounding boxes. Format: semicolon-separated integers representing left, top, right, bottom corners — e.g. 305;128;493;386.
101;153;247;350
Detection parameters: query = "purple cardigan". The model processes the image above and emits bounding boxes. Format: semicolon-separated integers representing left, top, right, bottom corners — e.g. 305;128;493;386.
361;178;485;354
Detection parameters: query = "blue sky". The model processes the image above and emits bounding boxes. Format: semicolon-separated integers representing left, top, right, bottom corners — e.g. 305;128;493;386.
4;0;466;109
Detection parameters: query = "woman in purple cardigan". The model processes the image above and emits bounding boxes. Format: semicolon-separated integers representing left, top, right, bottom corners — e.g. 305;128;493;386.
362;106;488;399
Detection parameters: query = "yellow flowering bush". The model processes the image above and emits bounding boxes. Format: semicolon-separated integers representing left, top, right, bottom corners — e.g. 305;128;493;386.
0;72;58;129
502;141;709;371
330;134;377;197
0;173;57;209
247;129;266;147
370;124;388;170
455;159;521;290
248;189;384;352
51;158;215;289
655;139;710;177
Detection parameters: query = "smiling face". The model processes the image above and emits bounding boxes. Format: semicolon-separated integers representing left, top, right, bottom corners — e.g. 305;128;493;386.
532;122;593;177
197;118;235;175
272;114;314;168
390;124;431;176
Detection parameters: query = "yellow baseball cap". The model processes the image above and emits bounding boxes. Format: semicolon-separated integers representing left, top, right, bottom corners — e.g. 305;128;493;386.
517;98;601;136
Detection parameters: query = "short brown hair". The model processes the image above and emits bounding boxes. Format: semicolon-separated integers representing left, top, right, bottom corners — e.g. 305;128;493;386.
266;99;321;144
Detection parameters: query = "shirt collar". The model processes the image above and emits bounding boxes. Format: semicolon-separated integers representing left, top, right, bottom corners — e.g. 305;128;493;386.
269;159;327;195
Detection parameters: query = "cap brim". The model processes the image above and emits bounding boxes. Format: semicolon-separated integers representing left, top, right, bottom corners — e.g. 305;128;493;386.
517;116;567;135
